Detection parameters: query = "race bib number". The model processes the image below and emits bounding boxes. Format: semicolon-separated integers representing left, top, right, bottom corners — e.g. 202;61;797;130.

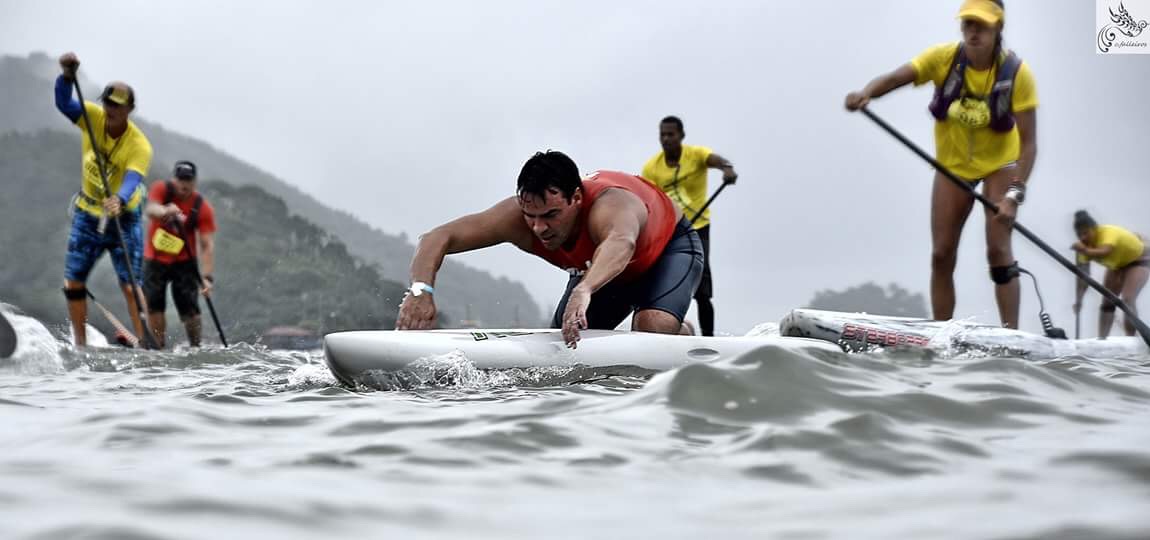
152;228;185;255
947;97;991;129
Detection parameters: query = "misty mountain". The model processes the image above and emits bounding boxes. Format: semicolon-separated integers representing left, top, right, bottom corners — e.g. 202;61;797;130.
0;130;420;342
0;52;544;327
807;282;929;319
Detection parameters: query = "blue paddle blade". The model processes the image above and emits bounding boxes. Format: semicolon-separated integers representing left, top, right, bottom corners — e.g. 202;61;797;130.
0;311;17;359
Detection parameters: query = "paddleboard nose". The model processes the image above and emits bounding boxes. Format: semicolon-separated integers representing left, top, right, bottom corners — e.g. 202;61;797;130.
323;332;358;387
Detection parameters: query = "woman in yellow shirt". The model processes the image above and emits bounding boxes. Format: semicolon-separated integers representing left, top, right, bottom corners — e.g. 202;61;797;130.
1072;211;1149;338
843;0;1038;329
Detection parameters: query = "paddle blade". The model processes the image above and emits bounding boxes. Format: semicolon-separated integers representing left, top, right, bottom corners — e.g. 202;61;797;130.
88;295;141;349
0;311;17;359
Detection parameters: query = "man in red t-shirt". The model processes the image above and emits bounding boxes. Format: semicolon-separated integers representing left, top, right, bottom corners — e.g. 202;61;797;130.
142;161;217;348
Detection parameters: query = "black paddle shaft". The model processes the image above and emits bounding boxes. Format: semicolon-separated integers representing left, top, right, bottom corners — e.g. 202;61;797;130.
71;76;160;350
689;180;733;227
860;106;1150;347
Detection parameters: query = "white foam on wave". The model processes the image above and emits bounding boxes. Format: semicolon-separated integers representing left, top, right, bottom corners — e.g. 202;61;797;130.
287;362;339;388
0;301;123;374
406;350;520;388
350;349;583;391
2;304;68;374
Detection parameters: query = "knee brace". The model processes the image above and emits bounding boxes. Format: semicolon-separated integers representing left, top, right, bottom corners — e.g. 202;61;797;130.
1100;302;1118;313
62;287;88;301
989;262;1020;285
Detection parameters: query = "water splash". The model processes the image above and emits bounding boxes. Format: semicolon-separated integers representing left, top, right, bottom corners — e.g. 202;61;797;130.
0;305;73;374
287;363;339;390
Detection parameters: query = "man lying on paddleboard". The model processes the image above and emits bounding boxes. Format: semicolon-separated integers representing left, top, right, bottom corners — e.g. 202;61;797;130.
395;150;704;348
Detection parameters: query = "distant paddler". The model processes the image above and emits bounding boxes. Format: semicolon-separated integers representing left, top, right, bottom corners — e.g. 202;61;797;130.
143;161;219;348
641;115;738;337
1072;211;1149;339
55;52;154;347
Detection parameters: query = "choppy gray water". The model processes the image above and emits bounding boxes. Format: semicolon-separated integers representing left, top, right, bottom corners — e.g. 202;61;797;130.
2;310;1149;540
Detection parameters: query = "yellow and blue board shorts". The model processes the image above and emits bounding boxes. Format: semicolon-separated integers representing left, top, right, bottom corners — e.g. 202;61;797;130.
65;209;143;284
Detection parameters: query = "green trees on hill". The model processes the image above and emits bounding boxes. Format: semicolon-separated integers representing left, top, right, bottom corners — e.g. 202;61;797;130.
807;282;928;318
0;130;408;343
201;181;409;341
1;52;544;327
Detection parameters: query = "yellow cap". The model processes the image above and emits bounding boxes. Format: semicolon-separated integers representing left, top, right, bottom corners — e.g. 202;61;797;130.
957;0;1004;25
100;81;135;106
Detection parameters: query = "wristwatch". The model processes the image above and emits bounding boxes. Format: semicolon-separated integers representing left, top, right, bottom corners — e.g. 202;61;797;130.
1005;181;1026;205
409;281;435;297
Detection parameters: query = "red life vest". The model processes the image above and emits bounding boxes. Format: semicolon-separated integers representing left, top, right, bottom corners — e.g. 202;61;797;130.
528;170;678;281
144;181;205;263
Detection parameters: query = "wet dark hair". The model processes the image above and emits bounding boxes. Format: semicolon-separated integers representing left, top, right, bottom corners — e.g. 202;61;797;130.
516;150;582;202
660;115;684;134
1074;210;1097;231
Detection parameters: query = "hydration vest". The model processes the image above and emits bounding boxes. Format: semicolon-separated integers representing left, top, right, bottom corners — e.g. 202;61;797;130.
928;43;1023;132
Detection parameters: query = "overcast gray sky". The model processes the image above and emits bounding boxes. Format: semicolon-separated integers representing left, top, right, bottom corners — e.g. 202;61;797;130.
3;0;1147;335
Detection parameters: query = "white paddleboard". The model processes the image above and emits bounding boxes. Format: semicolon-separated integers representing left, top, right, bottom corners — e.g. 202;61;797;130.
781;308;1149;359
323;328;839;386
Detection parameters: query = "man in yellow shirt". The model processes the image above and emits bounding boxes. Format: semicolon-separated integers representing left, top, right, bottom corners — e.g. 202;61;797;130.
56;52;153;347
1072;211;1149;339
641;116;737;336
844;0;1038;329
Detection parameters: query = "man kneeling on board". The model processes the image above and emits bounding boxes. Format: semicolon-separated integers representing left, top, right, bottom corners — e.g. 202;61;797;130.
143;161;217;348
396;150;704;348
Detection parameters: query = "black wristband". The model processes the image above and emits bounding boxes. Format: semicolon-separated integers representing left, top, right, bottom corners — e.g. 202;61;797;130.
204;275;214;284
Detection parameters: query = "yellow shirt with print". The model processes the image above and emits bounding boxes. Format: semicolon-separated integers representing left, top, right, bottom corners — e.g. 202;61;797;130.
75;101;152;216
641;144;713;229
1077;225;1145;270
911;42;1038;181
